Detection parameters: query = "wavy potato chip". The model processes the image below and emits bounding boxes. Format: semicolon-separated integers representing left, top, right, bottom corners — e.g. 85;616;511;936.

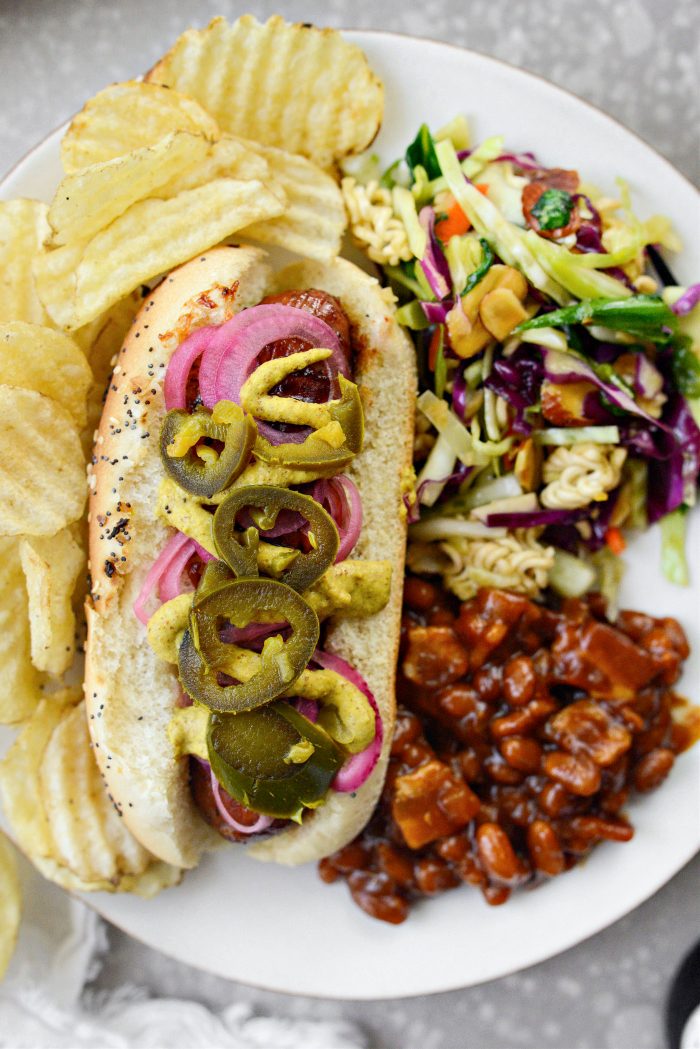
48;130;211;246
0;697;69;858
0;697;180;897
38;178;285;330
32;239;84;332
237;140;346;260
20;530;84;676
158;135;271;196
0;537;40;724
60;80;220;173
146;15;384;169
0;832;21;981
0;322;91;428
0;386;86;536
0;200;52;326
40;703;153;882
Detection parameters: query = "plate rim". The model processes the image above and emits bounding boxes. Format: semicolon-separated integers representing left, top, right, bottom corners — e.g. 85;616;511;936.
1;28;699;1001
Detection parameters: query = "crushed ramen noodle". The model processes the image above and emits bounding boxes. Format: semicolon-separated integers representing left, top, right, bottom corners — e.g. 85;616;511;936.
541;443;627;511
342;177;412;267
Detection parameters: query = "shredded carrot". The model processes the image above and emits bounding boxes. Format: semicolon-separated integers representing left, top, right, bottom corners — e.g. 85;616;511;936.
605;527;626;555
435;199;470;241
435;184;489;241
428;327;442;371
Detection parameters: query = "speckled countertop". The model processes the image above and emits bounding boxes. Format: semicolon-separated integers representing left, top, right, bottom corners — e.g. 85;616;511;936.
1;1;698;1047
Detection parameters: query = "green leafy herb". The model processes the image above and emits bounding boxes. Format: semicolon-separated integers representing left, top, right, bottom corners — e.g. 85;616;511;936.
518;295;679;344
461;239;494;296
395;300;430;330
406;123;441;181
670;336;700;398
531;188;574;231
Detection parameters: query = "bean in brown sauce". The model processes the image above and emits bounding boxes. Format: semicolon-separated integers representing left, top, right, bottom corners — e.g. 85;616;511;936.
319;580;695;924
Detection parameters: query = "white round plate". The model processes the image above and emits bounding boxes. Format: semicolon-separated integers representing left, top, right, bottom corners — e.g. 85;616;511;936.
1;31;699;1001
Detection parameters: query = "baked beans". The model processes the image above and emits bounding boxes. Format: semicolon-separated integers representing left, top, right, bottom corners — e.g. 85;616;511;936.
318;579;695;924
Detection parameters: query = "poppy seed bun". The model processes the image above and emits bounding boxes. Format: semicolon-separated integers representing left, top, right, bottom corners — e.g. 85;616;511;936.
85;246;415;869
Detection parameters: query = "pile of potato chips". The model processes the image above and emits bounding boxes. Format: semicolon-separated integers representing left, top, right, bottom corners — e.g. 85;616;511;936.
0;14;383;978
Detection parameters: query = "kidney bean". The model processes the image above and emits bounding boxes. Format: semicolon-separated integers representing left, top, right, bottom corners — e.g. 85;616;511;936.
542;751;602;796
503;655;536;706
483;752;524;785
527;820;565;876
329;842;370;874
476;823;522;884
436;833;469;863
374;843;415;886
348;871;409;925
482;884;512;906
538;781;572;817
403;576;440;612
391;711;423;754
566;815;633;842
472;664;503;703
413;857;460;895
455;748;482;782
500;736;542;773
633;748;675;792
318;858;339;883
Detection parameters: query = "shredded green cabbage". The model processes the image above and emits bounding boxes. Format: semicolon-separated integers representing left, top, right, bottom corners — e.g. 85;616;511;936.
548;550;597;598
660;507;689;586
435;139;569;304
523;230;632;300
392;187;427;259
534;426;621;446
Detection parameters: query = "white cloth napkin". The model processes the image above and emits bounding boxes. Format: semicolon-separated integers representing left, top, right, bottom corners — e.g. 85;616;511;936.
1;855;365;1049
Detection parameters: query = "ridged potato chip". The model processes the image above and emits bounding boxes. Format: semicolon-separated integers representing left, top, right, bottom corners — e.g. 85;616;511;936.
0;537;40;724
0;697;180;896
0;832;21;980
60;80;220;173
0;697;69;859
31;239;83;333
238;140;346;260
48;131;211;246
37;178;285;330
146;15;384;169
0;385;86;536
20;530;84;676
0;322;91;428
0;200;52;326
159;135;271;195
40;703;153;882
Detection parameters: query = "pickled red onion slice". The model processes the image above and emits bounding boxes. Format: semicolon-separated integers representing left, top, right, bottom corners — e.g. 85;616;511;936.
164;326;216;411
210;771;273;835
133;533;213;624
311;475;362;562
311;649;383;793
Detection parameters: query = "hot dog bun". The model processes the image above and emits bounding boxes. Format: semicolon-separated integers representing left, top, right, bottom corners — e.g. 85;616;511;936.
85;245;415;869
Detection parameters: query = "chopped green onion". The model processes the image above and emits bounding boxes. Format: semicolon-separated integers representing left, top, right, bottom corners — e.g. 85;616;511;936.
462;239;495;296
518;294;677;343
534;426;621;446
444;233;483;295
660;507;689;586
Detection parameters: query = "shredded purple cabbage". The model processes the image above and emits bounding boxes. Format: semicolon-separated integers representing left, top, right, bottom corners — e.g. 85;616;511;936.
452;367;467;418
647;395;700;522
671;283;700;316
494;151;541;171
418;207;452;301
485;346;543;410
485;507;585;528
421;300;452;325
